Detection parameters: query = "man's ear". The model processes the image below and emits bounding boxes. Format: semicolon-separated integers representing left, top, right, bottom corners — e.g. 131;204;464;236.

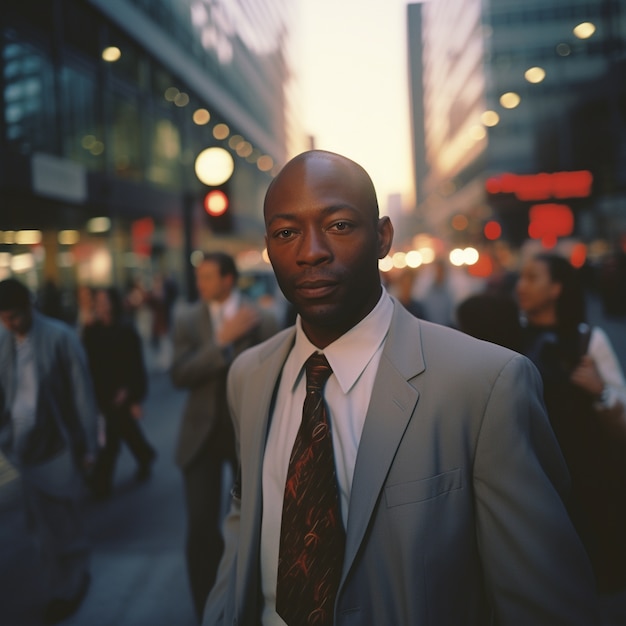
377;216;394;258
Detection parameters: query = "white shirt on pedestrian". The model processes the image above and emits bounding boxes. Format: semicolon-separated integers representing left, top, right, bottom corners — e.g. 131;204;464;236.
11;334;38;457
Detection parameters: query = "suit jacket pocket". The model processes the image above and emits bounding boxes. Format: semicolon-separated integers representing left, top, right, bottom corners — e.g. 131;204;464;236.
384;468;462;508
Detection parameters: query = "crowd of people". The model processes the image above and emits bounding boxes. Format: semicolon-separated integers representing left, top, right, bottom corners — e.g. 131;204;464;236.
0;148;625;625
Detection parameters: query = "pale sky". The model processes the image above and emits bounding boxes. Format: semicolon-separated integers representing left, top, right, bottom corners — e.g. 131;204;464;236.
294;0;415;213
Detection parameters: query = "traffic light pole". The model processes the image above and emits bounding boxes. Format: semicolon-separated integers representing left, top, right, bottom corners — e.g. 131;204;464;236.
182;191;198;302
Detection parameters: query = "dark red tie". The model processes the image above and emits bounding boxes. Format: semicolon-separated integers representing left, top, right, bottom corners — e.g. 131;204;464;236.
276;352;345;626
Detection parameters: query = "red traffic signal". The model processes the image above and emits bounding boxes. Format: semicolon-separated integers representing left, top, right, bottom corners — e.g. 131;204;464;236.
202;186;232;233
204;189;229;216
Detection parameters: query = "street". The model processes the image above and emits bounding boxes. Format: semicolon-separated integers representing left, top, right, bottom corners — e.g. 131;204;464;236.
0;293;624;626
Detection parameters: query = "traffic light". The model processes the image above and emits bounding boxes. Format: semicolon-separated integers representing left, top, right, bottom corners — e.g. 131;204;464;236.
203;183;232;233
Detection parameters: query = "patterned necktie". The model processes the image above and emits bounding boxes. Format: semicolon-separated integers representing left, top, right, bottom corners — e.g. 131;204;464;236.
276;352;346;626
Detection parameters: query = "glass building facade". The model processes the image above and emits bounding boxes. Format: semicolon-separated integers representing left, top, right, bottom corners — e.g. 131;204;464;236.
408;0;626;255
1;0;299;316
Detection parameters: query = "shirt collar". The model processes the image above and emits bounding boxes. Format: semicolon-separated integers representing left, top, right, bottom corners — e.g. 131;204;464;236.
208;289;241;320
290;288;393;394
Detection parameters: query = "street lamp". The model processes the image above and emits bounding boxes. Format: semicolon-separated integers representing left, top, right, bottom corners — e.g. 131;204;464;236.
194;146;234;186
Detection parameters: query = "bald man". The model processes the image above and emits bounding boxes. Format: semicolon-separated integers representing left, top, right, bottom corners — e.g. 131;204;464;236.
202;150;599;625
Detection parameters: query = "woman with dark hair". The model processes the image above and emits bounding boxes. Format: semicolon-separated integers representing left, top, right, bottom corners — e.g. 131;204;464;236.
516;253;626;619
82;287;155;498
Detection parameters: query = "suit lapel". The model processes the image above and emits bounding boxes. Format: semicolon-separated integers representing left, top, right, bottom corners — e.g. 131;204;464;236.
196;302;213;344
235;329;295;603
343;303;425;576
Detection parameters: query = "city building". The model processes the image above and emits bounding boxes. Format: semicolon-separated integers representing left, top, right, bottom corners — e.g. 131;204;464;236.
408;0;626;261
0;0;302;318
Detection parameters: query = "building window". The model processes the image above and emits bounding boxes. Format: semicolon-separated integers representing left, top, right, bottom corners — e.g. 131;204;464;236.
2;36;56;155
109;90;143;181
60;62;102;170
146;113;182;188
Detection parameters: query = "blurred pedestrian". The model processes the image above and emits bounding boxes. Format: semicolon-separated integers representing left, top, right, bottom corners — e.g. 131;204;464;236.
598;251;626;317
38;277;65;322
82;287;155;499
170;251;278;621
145;272;178;370
0;278;98;623
146;274;169;348
203;150;599;626
456;292;523;352
390;267;425;318
419;257;455;326
516;252;626;622
75;284;95;334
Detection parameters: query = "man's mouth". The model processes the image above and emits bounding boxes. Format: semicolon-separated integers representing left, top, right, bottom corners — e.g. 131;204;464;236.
295;279;338;299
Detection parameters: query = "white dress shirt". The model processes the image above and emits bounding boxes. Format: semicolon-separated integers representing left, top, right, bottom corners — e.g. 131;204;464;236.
11;334;38;458
260;289;394;626
589;326;626;409
209;289;242;332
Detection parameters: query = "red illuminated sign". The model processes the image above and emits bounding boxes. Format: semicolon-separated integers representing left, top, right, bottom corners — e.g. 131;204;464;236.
485;171;593;201
131;217;154;256
528;203;574;248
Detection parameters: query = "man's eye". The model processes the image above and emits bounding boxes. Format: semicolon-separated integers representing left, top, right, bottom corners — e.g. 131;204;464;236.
331;221;351;232
276;229;293;239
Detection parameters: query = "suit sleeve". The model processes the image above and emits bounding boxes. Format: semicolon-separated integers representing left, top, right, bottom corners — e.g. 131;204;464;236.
473;354;600;625
202;354;246;626
169;307;228;389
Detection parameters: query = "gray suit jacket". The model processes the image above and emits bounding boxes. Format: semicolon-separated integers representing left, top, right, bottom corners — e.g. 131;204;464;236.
204;299;599;625
0;312;99;498
170;298;279;470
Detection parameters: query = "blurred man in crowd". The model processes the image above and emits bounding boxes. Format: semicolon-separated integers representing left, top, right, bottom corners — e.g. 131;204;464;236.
170;252;278;621
0;278;99;623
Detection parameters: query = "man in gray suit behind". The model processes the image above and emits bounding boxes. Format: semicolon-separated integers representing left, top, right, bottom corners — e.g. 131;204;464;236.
170;251;278;621
0;278;99;624
203;150;600;625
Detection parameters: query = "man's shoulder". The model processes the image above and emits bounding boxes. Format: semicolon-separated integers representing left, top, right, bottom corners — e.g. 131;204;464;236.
410;314;524;368
34;312;76;338
232;325;294;370
0;324;10;350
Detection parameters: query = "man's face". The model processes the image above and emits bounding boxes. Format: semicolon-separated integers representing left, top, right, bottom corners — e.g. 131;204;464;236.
515;258;560;317
264;153;393;347
0;307;32;337
195;260;232;303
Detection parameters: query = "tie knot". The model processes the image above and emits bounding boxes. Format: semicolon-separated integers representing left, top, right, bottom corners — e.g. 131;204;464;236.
304;352;332;393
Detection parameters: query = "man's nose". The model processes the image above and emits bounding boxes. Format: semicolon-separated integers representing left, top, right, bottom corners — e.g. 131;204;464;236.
298;228;332;265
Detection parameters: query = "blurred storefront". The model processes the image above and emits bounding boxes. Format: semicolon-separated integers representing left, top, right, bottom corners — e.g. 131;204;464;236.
0;0;303;319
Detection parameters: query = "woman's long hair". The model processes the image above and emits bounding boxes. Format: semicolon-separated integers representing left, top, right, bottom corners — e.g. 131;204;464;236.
535;253;587;336
96;286;125;326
